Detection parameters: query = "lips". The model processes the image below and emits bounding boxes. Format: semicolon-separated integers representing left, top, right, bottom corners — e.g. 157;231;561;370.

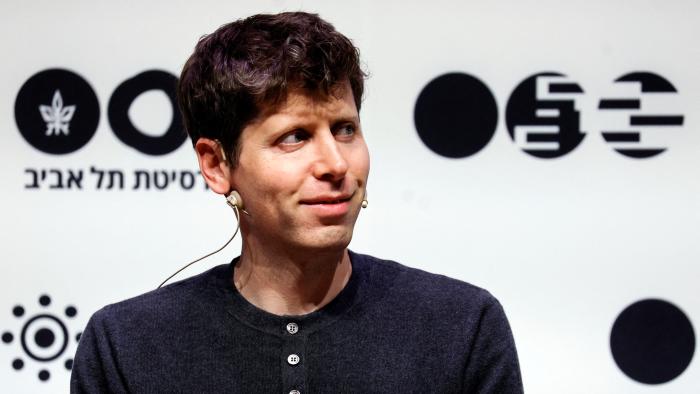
299;193;354;205
299;193;355;218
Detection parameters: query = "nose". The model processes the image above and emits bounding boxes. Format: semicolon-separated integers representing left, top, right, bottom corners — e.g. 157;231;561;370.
312;133;349;182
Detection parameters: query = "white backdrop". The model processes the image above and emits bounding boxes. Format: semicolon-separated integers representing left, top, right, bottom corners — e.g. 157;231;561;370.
1;0;698;392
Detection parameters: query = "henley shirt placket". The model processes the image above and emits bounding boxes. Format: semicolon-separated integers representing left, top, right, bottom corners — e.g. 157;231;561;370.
281;321;306;394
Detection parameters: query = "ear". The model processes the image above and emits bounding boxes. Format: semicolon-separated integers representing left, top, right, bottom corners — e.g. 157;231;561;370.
195;138;232;195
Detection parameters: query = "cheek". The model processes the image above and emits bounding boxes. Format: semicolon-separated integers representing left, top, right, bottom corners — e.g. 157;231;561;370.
363;147;371;175
249;160;304;200
352;144;371;182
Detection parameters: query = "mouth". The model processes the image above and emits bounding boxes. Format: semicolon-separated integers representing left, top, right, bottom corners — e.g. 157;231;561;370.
299;192;356;218
299;193;354;205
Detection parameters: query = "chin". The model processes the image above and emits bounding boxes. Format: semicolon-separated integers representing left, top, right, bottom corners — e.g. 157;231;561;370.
299;226;354;251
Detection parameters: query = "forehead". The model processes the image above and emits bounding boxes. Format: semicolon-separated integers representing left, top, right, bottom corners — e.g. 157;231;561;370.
255;81;358;124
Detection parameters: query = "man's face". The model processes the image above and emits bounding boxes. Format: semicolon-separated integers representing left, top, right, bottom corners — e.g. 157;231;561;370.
230;81;370;253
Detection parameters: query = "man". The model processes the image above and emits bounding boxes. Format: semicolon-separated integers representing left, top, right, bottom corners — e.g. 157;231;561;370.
71;12;523;393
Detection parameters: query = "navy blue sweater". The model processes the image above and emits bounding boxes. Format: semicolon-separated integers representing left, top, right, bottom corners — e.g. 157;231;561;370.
71;252;523;393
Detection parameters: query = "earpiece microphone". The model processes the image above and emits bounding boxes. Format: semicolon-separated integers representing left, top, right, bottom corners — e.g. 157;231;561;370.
226;190;250;215
226;190;243;209
361;190;368;208
157;190;245;289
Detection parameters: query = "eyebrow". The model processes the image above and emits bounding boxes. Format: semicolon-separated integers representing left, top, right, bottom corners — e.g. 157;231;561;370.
332;115;361;124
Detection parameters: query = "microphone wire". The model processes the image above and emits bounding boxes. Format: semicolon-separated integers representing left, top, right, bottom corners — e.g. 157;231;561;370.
157;205;241;289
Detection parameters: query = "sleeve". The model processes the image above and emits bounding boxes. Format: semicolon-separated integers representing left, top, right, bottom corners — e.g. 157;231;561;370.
70;308;129;394
462;296;524;393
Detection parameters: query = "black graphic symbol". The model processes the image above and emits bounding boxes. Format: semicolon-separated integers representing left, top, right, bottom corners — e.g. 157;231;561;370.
505;72;585;158
108;70;186;155
2;294;81;382
599;72;684;158
610;299;695;384
15;69;100;155
414;72;498;158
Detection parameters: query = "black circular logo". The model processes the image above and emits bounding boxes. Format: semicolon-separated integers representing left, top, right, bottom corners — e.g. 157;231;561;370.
610;299;695;384
15;69;100;155
414;72;498;158
20;314;68;362
108;70;186;155
505;72;585;158
598;71;684;159
2;294;81;382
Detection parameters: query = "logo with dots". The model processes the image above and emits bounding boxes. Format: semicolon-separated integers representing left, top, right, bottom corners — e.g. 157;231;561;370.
2;294;81;382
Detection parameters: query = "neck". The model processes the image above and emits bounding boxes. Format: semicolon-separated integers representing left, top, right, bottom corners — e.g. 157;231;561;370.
234;240;352;316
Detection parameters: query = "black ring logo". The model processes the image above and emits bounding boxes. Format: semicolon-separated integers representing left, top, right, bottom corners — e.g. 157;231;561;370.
108;70;186;155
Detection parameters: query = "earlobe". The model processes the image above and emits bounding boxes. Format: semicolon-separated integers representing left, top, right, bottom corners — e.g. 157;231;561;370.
195;138;232;195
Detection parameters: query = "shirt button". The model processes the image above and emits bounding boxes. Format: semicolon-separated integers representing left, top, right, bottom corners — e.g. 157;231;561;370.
286;322;299;335
289;391;301;394
287;354;300;365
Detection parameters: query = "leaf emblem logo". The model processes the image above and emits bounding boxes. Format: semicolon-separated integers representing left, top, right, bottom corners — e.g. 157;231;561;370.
38;90;76;136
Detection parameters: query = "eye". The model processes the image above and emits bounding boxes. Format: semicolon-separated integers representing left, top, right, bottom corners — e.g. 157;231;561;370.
334;123;357;139
278;129;309;145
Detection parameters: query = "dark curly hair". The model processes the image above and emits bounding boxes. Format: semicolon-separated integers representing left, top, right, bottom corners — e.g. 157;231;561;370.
177;12;366;165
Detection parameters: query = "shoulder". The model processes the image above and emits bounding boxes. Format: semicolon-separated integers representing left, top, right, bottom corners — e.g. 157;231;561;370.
351;251;503;320
71;263;233;392
351;252;522;391
88;262;230;332
352;251;498;304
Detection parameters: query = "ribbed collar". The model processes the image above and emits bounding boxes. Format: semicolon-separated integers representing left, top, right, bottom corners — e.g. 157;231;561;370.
208;250;368;337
